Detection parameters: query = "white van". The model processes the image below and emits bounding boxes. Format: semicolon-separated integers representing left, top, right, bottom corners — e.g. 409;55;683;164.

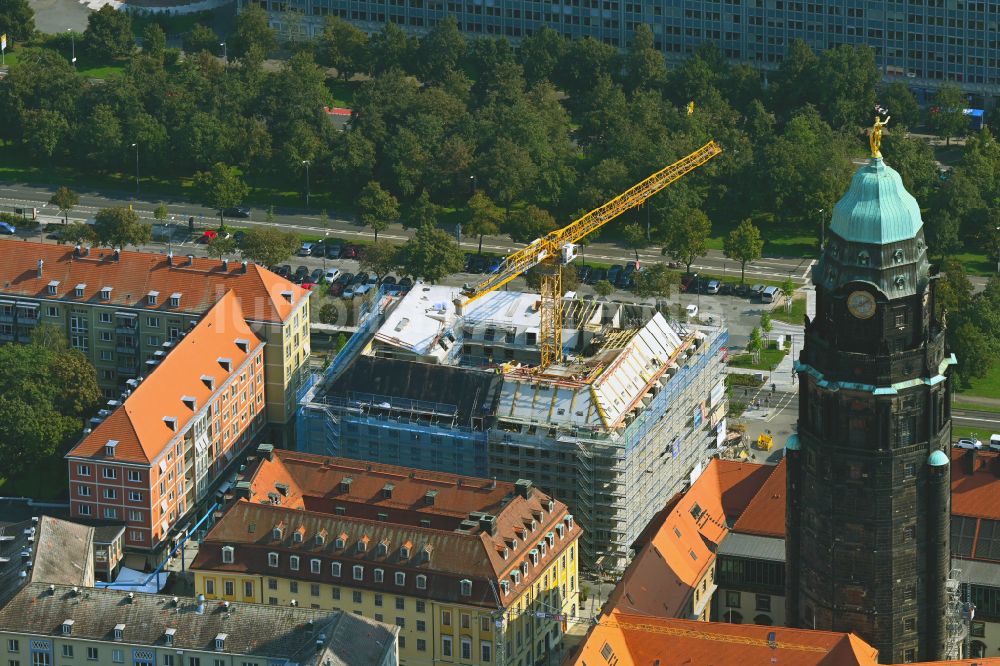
761;286;780;304
990;434;1000;452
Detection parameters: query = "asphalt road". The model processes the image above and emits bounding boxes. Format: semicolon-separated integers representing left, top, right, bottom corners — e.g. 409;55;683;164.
0;181;814;284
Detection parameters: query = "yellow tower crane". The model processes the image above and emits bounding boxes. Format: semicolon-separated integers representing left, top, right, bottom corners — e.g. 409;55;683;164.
459;140;723;370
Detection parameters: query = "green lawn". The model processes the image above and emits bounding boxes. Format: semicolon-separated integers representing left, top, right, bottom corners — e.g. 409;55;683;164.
0;454;68;500
953;400;1000;414
772;296;807;324
728;341;789;371
327;80;360;108
953;425;990;442
957;360;1000;400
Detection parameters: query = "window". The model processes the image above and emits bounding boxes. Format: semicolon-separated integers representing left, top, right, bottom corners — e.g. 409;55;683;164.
395;617;405;628
244;581;253;598
726;591;741;607
352;591;362;604
481;616;491;632
77;465;91;477
416;600;426;613
755;594;771;611
104;507;118;519
331;562;341;577
112;651;123;664
310;559;321;574
461;637;472;660
224;581;235;596
353;565;363;580
417;639;426;652
442;610;452;626
147;316;159;328
375;593;383;607
222;546;234;564
461;613;471;630
268;579;277;590
310;584;320;597
103;487;117;500
205;580;215;595
481;641;493;662
442;636;453;657
62;645;73;658
290;555;300;570
128;491;142;501
395;597;404;610
417;620;426;632
331;587;341;600
86;652;98;664
460;579;472;596
128;510;142;522
78;504;91;516
374;568;384;583
7;640;17;653
289;582;298;593
163;656;174;666
416;574;427;590
128;470;141;482
395;572;405;586
971;621;986;638
102;467;118;479
78;485;90;497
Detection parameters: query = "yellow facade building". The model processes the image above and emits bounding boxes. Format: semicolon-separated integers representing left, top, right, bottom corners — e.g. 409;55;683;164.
191;448;581;666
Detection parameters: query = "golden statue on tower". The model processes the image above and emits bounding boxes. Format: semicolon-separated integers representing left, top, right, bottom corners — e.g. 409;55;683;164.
870;115;890;159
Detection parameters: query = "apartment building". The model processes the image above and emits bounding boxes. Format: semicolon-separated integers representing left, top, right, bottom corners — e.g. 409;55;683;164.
190;447;581;666
247;0;1000;95
0;240;309;437
299;285;729;572
66;291;266;553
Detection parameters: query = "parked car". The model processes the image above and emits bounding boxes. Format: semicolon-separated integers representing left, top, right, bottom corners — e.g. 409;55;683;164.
469;255;488;273
336;272;354;286
0;222;15;235
956;438;983;450
329;282;345;297
350;272;369;287
310;268;325;284
300;282;316;291
706;280;721;294
750;283;767;297
398;277;414;290
325;244;342;259
233;230;246;244
589;268;608;285
686;304;699;319
298;242;316;257
199;230;218;243
734;283;752;298
323;268;341;284
294;266;309;282
485;256;502;273
607;265;623;285
276;265;292;278
342;245;359;259
718;282;734;296
381;276;397;286
343;288;355;299
577;265;592;283
615;270;632;289
367;273;379;285
221;207;251;218
680;274;696;292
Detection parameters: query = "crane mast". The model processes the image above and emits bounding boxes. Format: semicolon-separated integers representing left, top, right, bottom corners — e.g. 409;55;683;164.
459;140;723;369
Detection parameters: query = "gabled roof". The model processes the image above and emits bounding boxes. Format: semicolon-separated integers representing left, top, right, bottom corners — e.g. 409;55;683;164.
607;459;731;618
31;516;95;588
568;610;880;666
732;458;787;537
67;291;263;464
0;240;306;323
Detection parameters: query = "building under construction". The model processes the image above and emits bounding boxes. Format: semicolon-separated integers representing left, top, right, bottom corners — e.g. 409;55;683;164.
298;285;728;571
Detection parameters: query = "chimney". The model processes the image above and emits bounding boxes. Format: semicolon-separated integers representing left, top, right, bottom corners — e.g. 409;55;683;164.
234;481;252;499
74;245;81;257
453;298;464;316
514;479;533;499
222;259;229;271
241;261;248;273
424;489;437;506
127;592;134;603
257;443;274;460
167;251;174;266
187;254;194;266
36;259;43;278
480;514;497;536
113;249;120;262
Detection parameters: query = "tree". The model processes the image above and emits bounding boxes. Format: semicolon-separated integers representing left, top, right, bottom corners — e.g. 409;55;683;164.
206;236;237;259
748;327;763;364
48;187;78;224
724;219;764;284
21;109;68;161
0;342;100;477
593;279;615;299
780;277;797;314
882;82;922;129
60;222;94;245
662;208;711;274
621;222;647;262
633;264;680;300
624;24;667;92
403;190;437;231
357;181;399;241
925;210;962;258
193;162;249;226
466;191;502;254
928;83;968;146
153;203;169;223
524;266;580;293
30;324;67;351
318;16;368;79
399;223;464;283
75;104;122;170
143;23;166;59
359;240;400;280
417;16;466;83
882;130;938;203
952;321;994;387
92;207;151;249
84;5;133;58
0;0;34;42
508;205;556;244
183;23;219;54
229;5;277;61
760;311;773;344
237;228;299;267
936;259;974;320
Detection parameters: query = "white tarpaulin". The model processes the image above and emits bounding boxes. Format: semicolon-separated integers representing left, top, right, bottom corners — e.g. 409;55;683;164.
98;566;168;593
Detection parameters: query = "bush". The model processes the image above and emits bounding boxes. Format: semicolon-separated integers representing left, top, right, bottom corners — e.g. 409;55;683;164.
163;48;182;68
0;212;37;228
726;373;764;388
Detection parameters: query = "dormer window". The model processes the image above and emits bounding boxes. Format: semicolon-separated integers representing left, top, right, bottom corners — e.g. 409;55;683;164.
315;530;327;546
62;620;74;635
416;575;427;590
214;634;227;652
74;284;85;298
272;524;284;541
395;572;405;586
170;293;181;308
100;287;112;300
114;624;125;641
400;545;410;559
511;570;521;585
352;565;364;581
530;550;539;566
164;628;176;646
546;533;555;548
893;248;905;264
268;552;279;567
340;477;353;493
374;568;384;583
289;555;300;571
335;535;346;549
221;546;234;564
522;562;529;577
377;540;389;556
310;558;321;574
181;396;197;411
292;527;304;543
460;579;472;597
357;537;368;553
556;524;565;539
501;548;509;560
895;275;906;290
539;542;547;557
235;338;250;352
565;515;574;530
105;440;118;458
382;483;394;499
331;562;342;577
147;291;159;306
163;416;177;431
217;357;232;372
500;580;510;594
47;280;60;295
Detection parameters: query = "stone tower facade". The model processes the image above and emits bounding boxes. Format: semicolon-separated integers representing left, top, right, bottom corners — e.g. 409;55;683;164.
785;156;954;663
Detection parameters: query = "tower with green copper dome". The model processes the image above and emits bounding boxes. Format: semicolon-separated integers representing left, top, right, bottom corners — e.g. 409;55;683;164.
785;139;954;662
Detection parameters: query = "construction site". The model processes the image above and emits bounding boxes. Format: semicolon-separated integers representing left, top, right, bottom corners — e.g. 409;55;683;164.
297;142;730;572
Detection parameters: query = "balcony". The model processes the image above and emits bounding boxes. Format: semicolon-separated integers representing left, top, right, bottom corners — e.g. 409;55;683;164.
116;326;138;335
117;366;138;377
116;344;138;354
0;314;13;324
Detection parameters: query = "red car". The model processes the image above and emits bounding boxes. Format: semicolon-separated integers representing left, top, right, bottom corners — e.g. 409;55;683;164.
200;230;218;243
342;246;359;259
300;282;316;291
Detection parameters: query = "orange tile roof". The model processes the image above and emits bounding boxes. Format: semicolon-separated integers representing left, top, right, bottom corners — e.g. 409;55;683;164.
567;610;880;666
0;240;306;323
951;448;1000;520
67;291;263;464
608;459;730;618
732;458;787;537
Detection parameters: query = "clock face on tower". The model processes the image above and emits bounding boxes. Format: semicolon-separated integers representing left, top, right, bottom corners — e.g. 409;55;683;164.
847;290;876;319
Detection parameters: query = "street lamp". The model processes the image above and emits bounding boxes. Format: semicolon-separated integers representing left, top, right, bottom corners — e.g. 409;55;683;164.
219;42;227;62
67;29;76;67
130;143;139;198
301;160;311;208
469;175;477;196
817;208;825;249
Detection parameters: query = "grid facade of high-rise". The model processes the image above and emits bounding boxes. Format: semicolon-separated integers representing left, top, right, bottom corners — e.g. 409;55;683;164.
246;0;1000;94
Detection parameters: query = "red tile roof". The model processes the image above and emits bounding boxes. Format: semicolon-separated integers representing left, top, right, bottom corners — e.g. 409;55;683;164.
951;448;1000;520
567;610;880;666
0;240;306;323
67;291;263;464
732;459;787;537
608;459;731;618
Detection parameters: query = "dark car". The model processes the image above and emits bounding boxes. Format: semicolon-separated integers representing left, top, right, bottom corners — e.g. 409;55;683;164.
336;272;354;286
310;268;324;284
342;245;359;259
680;273;697;292
734;283;751;298
398;277;414;290
328;282;345;297
607;265;623;285
576;265;592;283
589;268;608;285
486;256;502;273
350;272;369;287
381;276;397;286
276;264;292;278
470;255;488;273
294;266;309;282
325;244;342;259
221;207;251;218
719;282;734;296
615;268;632;289
233;230;246;244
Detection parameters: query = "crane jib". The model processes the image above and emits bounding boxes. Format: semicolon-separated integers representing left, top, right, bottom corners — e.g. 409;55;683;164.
461;140;722;303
